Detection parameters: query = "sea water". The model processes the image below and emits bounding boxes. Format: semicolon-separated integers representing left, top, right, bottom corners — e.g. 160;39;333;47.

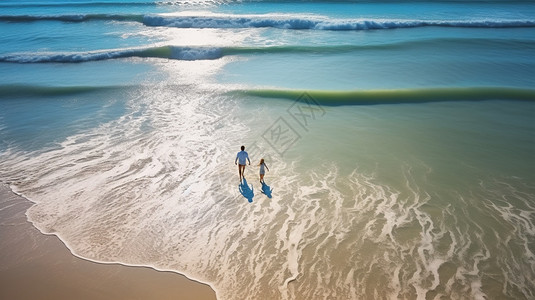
0;0;534;299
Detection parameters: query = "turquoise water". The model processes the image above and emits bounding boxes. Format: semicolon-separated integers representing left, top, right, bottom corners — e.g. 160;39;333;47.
1;1;534;299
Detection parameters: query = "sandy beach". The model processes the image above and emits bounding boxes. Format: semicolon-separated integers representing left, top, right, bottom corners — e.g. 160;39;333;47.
0;183;216;300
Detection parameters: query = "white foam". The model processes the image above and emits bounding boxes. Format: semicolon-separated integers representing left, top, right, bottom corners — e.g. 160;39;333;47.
2;98;535;299
142;13;535;30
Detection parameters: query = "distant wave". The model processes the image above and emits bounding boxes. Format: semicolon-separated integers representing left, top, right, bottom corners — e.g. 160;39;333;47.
0;2;156;8
0;14;144;23
0;84;128;98
232;87;535;105
2;13;534;30
8;85;533;103
0;1;227;8
142;15;535;30
2;38;534;64
0;0;530;8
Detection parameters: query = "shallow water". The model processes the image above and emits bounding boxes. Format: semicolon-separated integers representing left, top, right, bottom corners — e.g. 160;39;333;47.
1;0;534;299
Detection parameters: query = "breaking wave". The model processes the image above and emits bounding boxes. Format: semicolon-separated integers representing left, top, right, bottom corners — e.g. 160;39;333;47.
2;13;534;31
142;14;535;30
0;46;224;63
3;38;533;64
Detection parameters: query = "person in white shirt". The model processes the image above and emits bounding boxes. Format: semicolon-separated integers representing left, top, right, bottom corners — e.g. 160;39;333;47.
235;145;250;183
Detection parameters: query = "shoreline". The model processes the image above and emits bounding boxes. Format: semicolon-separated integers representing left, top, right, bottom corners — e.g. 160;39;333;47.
0;183;216;300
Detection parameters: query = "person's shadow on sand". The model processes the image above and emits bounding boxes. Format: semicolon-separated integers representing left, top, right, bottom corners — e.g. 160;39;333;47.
239;178;254;203
261;182;273;198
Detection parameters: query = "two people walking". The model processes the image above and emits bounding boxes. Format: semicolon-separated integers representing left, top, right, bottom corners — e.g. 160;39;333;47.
235;145;269;183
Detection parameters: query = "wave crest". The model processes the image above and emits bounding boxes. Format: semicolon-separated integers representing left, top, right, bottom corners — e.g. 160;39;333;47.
0;84;129;98
0;14;144;23
143;15;535;30
233;87;535;105
4;38;533;64
0;46;223;63
2;13;534;31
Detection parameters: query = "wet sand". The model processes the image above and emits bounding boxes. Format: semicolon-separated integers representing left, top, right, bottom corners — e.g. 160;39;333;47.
0;184;216;300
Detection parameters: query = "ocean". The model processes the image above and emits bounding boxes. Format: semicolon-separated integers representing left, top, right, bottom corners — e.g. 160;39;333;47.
0;0;534;299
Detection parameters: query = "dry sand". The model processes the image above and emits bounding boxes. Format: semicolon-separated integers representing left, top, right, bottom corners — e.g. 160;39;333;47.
0;184;216;300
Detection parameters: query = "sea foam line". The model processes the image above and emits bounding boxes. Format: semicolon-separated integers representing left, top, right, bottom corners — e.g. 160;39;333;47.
4;184;219;298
